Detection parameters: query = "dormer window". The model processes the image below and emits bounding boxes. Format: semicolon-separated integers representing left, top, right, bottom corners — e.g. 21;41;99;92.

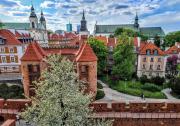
0;38;6;45
146;49;151;55
10;48;14;53
154;49;158;55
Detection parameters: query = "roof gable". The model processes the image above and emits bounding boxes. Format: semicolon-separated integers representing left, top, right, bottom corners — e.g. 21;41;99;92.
21;42;46;61
0;29;22;45
76;43;97;62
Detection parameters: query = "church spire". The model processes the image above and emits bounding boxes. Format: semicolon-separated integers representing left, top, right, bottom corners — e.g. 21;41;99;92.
80;10;87;32
134;11;139;29
30;3;37;18
82;9;85;20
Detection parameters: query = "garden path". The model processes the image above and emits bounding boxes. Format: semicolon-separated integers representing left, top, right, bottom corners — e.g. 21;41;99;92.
97;80;179;102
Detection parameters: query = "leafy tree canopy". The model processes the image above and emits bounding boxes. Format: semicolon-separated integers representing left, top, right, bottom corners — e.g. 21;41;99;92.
164;31;180;47
88;37;108;75
22;55;111;126
112;32;136;80
114;28;148;41
0;21;4;29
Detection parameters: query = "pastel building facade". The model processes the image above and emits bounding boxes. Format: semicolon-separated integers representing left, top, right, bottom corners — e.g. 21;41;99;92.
137;42;166;78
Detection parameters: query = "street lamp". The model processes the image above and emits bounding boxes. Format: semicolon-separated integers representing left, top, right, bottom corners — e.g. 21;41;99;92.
125;78;127;91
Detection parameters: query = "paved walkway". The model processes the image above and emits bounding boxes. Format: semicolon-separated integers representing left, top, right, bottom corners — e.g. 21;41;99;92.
97;80;179;102
162;88;178;100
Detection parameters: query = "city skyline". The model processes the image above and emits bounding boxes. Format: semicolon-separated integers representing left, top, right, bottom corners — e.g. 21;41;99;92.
0;0;180;33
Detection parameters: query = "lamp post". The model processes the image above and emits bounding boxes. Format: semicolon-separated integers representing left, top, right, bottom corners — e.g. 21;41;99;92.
125;78;127;91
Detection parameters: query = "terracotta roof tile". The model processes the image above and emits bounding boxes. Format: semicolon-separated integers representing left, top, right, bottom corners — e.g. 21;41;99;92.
139;42;165;56
76;43;98;62
0;29;21;45
165;46;179;54
95;36;107;46
21;42;46;61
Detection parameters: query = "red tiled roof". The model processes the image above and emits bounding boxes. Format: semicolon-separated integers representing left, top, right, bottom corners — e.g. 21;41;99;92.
0;29;21;45
165;46;179;54
95;36;107;46
21;42;46;61
139;42;165;56
76;43;98;62
107;38;116;47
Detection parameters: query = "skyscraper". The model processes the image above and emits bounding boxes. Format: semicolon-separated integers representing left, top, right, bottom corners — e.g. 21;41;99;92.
66;22;72;32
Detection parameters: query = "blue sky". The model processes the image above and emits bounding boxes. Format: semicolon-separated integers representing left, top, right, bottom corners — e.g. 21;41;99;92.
0;0;180;33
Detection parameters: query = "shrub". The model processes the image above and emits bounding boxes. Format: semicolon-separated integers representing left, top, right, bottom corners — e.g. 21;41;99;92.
95;89;105;100
141;83;161;92
97;82;103;89
170;77;180;95
151;76;165;85
140;75;149;84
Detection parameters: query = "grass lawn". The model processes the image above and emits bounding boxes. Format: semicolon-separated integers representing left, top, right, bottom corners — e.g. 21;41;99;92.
109;81;166;99
99;75;167;99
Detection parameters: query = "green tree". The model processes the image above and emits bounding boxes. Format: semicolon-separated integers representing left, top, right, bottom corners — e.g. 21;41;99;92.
112;32;136;80
0;21;4;29
114;28;148;41
154;35;161;47
88;38;108;75
114;28;136;37
164;31;180;47
22;55;111;126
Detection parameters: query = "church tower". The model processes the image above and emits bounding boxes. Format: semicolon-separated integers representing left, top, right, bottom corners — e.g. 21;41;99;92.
134;12;139;29
29;4;38;29
39;10;46;30
79;10;89;36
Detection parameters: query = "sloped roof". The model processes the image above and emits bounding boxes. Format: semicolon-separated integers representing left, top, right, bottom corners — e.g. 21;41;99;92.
95;36;107;45
165;46;179;54
3;23;30;30
21;42;46;61
139;42;165;56
0;29;22;45
76;43;98;62
95;24;136;34
140;27;165;37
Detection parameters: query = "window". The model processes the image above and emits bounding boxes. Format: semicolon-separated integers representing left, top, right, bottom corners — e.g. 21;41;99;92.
158;58;161;62
12;67;16;70
10;56;15;62
146;50;151;55
4;67;7;71
149;72;152;76
81;66;87;73
142;64;146;69
9;48;14;53
156;73;160;76
157;65;161;70
143;58;146;62
150;65;153;70
1;56;6;63
0;38;5;45
0;48;5;53
32;22;35;28
150;58;154;62
154;49;158;55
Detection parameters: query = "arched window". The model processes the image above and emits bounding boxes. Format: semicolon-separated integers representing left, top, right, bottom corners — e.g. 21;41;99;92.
146;49;151;55
154;49;158;55
32;22;35;28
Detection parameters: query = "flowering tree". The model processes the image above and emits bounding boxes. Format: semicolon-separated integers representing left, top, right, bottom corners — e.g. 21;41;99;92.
22;55;111;126
166;55;178;78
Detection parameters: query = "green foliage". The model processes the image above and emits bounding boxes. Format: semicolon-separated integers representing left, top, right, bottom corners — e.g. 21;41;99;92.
151;76;165;86
88;37;108;75
164;31;180;47
0;21;4;29
141;83;162;92
0;83;24;99
112;32;136;80
170;77;180;95
108;80;166;99
139;75;149;84
154;35;161;47
97;82;103;89
22;55;111;126
95;89;105;100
